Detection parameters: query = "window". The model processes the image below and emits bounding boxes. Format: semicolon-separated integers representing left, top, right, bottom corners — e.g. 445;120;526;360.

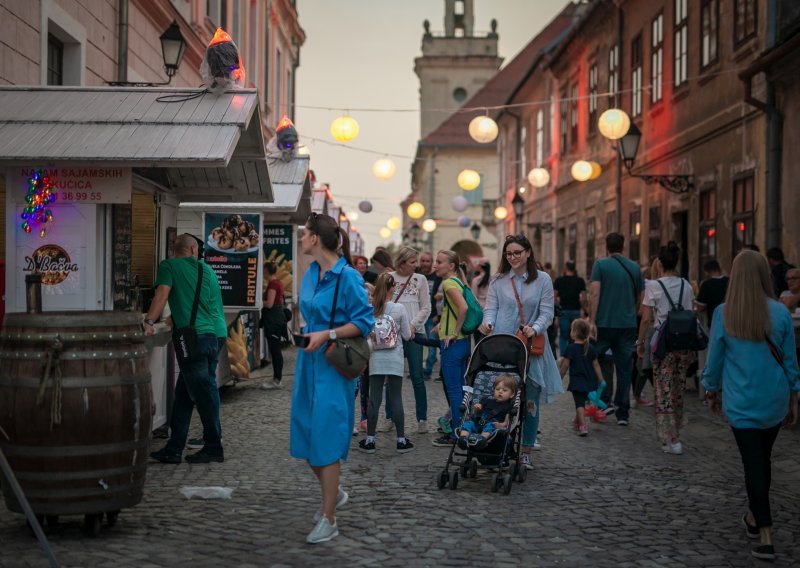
608;45;619;104
606;210;616;234
287;67;294;121
47;34;64;86
247;1;257;85
648;206;661;260
699;188;717;273
559;88;568;156
535;109;544;166
732;174;755;255
568;223;578;263
651;13;663;103
274;49;282;117
520;125;528;184
586;217;596;277
631;34;643;117
453;87;467;103
674;0;689;88
588;63;598;135
464;174;484;205
207;0;227;27
701;0;719;68
232;0;241;43
734;0;757;46
570;83;578;148
629;208;641;264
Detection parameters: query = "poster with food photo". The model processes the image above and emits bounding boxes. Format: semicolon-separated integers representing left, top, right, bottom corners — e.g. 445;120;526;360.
262;224;294;302
203;213;262;308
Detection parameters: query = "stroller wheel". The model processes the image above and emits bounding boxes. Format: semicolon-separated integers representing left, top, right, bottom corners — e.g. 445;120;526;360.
469;460;478;479
502;473;513;495
490;473;500;493
449;470;459;490
436;470;449;490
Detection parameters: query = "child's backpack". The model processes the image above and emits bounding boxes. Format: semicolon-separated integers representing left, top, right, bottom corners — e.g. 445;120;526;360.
371;312;399;350
652;278;706;356
443;277;484;334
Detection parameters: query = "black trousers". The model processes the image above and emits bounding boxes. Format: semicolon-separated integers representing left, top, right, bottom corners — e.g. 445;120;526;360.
265;332;284;382
731;423;782;528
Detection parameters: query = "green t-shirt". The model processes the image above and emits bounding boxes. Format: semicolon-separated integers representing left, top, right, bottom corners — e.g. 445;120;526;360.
589;254;643;329
439;278;467;340
155;257;227;338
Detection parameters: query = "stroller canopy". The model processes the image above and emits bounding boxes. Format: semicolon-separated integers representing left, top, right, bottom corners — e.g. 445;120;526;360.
465;333;528;384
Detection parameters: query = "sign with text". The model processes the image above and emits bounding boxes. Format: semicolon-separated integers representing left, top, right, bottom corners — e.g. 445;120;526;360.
203;213;262;308
262;224;294;302
8;167;132;204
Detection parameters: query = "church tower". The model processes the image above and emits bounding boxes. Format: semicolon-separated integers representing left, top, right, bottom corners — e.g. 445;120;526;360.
414;0;502;138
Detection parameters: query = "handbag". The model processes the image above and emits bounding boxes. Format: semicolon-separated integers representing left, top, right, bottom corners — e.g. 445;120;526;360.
510;277;545;356
173;262;203;365
324;270;370;379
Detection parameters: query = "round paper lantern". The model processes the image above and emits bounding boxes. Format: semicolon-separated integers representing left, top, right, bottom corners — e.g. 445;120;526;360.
358;200;373;213
457;215;471;227
527;167;550;188
589;161;602;180
494;206;509;220
407;202;425;219
387;216;402;230
421;219;437;232
372;158;396;180
571;160;593;182
379;227;391;239
452;195;469;212
457;169;481;191
330;115;359;142
468;116;499;144
598;108;631;140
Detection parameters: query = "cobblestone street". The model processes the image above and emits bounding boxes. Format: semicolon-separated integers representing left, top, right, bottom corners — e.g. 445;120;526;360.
1;349;799;568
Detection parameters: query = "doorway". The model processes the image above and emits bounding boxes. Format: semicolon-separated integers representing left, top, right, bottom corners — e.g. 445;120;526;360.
671;210;689;278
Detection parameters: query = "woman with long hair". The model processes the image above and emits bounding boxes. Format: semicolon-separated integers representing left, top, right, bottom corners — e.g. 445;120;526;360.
358;273;414;454
470;260;491;308
431;250;471;447
702;250;799;561
260;261;287;390
290;213;374;544
477;234;562;468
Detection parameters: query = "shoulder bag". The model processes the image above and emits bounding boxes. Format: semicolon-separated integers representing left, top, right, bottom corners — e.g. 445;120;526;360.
324;270;370;379
510;277;545;356
173;262;204;365
610;255;640;310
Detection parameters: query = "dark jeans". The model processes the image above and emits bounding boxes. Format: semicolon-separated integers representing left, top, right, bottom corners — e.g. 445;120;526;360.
265;331;283;382
165;334;225;456
367;374;404;437
595;327;636;421
731;423;782;528
403;338;427;422
559;309;581;355
441;338;470;439
423;318;438;376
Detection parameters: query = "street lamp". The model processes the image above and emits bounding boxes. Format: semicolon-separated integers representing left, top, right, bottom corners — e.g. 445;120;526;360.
511;191;525;230
470;223;481;240
617;123;694;194
109;21;187;86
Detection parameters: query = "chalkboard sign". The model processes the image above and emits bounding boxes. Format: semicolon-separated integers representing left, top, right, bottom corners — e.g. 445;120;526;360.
112;204;132;310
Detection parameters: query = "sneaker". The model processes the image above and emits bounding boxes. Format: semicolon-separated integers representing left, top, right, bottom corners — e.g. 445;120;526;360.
532;441;542;451
261;380;280;390
149;448;181;464
751;545;775;561
306;516;338;544
617;419;629;426
417;420;428;434
603;405;615;416
436;416;452;434
186;437;204;449
662;441;683;455
185;449;224;463
313;487;348;523
520;453;534;470
578;424;589;436
742;514;760;540
357;439;376;454
377;419;394;433
432;435;455;447
396;439;415;453
636;397;654;407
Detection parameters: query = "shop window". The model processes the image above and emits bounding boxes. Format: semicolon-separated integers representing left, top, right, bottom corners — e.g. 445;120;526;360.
588;63;598;136
651;13;663;103
629;208;641;264
734;0;757;46
586;217;596;277
568;223;577;263
608;45;618;104
699;188;717;273
701;0;719;69
732;175;754;255
570;83;578;148
674;0;688;88
47;34;64;86
559;88;568;156
648;206;661;260
631;33;643;118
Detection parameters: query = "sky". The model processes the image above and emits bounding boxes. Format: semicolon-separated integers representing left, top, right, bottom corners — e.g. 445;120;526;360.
295;0;567;253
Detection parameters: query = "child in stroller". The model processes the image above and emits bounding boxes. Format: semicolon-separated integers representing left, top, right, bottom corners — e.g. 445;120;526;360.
457;375;516;450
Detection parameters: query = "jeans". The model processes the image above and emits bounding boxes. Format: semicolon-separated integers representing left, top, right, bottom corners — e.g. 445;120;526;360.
522;381;542;447
166;334;225;455
403;338;427;422
265;332;283;382
558;309;581;355
731;423;782;528
595;327;636;421
441;338;470;439
461;420;501;435
423;318;438;376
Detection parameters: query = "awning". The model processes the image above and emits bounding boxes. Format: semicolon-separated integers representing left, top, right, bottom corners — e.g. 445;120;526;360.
0;86;272;200
266;155;312;223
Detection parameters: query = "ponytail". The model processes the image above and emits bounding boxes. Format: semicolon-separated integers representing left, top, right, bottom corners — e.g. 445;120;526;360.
306;213;352;266
338;227;353;266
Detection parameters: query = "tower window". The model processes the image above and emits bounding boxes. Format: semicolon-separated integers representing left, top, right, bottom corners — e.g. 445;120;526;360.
453;87;467;103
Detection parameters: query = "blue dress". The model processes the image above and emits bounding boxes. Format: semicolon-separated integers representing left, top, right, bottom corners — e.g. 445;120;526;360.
290;257;374;466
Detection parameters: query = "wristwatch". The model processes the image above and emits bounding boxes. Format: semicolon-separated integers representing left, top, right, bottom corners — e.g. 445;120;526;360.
329;329;337;341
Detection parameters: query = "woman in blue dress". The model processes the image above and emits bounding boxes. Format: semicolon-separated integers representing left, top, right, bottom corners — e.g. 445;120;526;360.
290;213;374;544
478;234;562;470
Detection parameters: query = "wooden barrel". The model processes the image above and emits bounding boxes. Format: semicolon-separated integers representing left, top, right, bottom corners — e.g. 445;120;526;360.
0;311;152;516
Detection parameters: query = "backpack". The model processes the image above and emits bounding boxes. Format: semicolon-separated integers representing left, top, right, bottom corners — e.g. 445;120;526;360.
443;277;484;335
371;312;399;350
652;278;707;356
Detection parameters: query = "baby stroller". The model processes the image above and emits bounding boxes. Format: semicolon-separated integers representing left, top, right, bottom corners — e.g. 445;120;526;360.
436;333;529;495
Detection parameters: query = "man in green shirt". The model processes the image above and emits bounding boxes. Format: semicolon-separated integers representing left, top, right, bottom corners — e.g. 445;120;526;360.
145;234;227;464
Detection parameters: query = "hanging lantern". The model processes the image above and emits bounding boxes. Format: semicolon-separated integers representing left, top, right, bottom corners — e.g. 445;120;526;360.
387;216;402;230
406;202;425;219
527;167;550;188
571;160;593;182
349;211;359;221
468;116;499;144
379;227;391;239
330;115;359;142
372;158;397;180
598;108;631;140
457;169;481;191
452;196;469;212
589;161;602;180
421;219;437;232
457;215;471;228
358;200;373;213
494;206;509;220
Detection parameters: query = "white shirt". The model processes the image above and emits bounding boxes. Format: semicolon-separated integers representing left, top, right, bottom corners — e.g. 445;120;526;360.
389;272;431;334
643;275;695;327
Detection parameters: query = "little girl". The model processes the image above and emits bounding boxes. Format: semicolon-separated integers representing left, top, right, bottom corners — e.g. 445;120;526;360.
559;319;603;436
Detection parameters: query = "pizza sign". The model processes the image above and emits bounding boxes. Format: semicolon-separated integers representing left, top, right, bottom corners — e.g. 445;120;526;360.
23;244;79;285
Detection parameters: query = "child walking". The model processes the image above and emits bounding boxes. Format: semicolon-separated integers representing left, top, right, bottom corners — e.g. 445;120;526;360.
559;319;603;436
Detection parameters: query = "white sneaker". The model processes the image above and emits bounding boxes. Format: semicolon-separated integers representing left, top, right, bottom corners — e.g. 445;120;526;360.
261;380;280;390
520;453;534;470
532;441;542;451
662;441;683;455
313;486;348;523
306;516;338;544
377;419;394;433
417;420;428;434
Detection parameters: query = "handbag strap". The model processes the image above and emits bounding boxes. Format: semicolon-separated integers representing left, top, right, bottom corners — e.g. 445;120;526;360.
328;270;344;330
510;277;527;327
656;278;684;312
395;275;412;302
765;334;784;367
189;262;204;327
610;255;639;307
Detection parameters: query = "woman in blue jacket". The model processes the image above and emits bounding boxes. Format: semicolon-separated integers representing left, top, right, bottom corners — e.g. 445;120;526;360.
290;213;374;544
702;250;799;562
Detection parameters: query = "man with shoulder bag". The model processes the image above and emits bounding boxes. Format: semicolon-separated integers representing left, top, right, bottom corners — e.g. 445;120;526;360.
145;234;228;464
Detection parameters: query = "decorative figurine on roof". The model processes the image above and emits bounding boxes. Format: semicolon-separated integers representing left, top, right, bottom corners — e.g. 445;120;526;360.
200;28;246;94
267;115;303;162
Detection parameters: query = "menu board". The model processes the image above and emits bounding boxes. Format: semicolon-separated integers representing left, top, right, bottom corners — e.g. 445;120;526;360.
111;204;132;310
262;224;294;302
203;213;262;308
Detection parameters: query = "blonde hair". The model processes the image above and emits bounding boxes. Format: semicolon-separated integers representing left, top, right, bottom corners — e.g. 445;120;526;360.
372;273;395;317
493;374;517;394
570;318;591;354
437;250;466;281
650;257;663;280
724;250;775;340
394;246;419;270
